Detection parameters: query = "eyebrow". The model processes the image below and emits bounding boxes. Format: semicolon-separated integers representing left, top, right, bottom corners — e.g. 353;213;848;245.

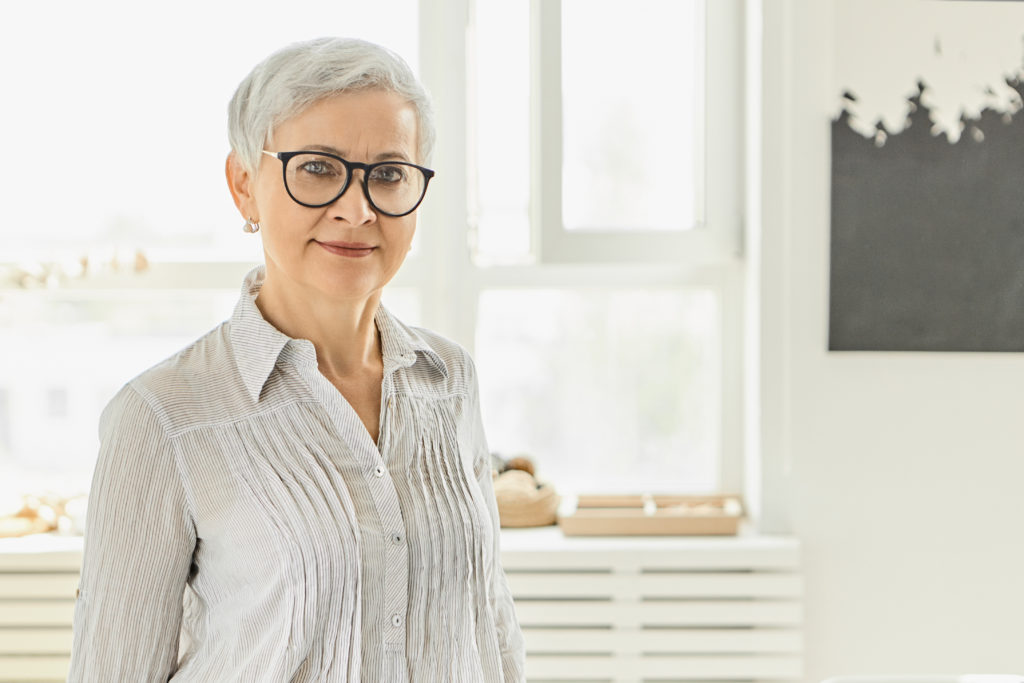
300;144;413;163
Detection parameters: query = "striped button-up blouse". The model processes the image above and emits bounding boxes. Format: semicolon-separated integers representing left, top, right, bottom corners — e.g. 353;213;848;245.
69;266;526;682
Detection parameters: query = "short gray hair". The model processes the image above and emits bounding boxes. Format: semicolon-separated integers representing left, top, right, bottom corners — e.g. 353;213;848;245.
228;37;435;174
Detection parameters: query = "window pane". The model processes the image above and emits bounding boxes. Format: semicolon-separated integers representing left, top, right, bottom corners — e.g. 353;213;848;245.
475;288;720;494
0;1;418;262
0;290;237;495
472;0;532;262
561;0;700;232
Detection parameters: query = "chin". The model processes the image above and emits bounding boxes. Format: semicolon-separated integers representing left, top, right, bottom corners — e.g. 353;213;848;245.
310;272;383;303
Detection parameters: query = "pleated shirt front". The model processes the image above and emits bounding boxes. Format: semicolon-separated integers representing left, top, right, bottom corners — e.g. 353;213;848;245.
69;266;526;682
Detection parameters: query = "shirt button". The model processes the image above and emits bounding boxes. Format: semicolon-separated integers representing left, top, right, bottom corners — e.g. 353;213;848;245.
391;613;403;627
374;465;385;477
391;532;403;545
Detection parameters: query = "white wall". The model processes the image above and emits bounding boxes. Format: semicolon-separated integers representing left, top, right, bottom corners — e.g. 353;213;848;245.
755;0;1024;679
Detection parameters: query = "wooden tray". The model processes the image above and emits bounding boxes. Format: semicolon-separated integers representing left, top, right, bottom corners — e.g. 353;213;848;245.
558;494;744;536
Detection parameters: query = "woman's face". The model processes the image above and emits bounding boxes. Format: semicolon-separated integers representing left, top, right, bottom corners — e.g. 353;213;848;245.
230;89;421;305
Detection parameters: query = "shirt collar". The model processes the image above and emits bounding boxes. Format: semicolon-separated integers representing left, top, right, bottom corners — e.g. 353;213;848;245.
229;266;449;403
374;303;450;380
229;267;294;403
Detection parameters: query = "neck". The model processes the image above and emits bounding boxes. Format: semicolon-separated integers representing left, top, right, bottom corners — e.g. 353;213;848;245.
255;264;382;378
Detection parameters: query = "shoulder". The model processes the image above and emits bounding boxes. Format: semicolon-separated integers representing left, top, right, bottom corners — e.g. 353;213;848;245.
106;322;249;436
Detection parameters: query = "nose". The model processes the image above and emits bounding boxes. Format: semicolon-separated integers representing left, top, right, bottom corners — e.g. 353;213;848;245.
328;173;376;226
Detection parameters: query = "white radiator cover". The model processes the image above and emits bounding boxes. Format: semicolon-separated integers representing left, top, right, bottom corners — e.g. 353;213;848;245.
0;535;80;683
501;527;803;683
0;530;802;682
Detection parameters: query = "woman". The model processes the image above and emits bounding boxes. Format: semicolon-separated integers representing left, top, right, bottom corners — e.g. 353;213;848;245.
69;37;525;682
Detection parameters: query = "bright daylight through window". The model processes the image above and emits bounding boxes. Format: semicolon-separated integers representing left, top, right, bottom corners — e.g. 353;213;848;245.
470;0;740;494
0;0;741;503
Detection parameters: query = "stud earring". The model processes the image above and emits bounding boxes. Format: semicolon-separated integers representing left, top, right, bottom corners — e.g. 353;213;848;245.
243;217;261;233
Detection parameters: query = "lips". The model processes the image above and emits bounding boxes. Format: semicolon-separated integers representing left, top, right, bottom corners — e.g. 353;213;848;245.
315;240;377;257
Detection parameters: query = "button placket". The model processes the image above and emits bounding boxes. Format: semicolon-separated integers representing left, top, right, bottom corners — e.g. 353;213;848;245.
372;369;409;645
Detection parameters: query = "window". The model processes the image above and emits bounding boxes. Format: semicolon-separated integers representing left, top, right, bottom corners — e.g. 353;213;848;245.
0;0;745;499
471;0;742;265
427;0;745;494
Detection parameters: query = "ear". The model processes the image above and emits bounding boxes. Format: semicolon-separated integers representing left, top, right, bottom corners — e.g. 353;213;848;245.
225;152;259;220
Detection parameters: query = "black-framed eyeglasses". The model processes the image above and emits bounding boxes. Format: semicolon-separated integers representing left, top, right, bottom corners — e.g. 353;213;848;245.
262;149;435;217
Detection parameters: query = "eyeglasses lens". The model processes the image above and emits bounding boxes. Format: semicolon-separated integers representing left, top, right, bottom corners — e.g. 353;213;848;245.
285;153;426;215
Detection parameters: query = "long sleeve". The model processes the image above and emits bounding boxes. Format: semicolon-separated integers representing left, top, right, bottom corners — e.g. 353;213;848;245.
69;384;196;682
466;361;527;683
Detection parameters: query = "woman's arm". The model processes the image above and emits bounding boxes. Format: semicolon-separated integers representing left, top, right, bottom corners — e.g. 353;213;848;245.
68;384;196;682
466;360;527;683
474;453;528;682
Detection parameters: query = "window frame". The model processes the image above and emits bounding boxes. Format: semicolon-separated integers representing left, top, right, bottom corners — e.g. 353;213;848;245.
412;0;747;493
532;0;743;265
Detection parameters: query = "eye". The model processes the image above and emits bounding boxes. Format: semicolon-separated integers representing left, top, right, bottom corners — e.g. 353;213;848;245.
298;159;340;177
369;164;408;184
